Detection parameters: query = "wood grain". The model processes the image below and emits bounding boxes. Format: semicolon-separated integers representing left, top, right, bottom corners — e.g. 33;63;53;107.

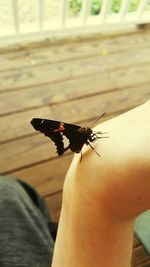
0;83;149;143
0;32;150;72
1;63;150;116
11;153;73;196
132;246;150;265
0;47;150;92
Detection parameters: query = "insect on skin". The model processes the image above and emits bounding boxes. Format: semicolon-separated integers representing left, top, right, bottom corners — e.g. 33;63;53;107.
30;113;107;160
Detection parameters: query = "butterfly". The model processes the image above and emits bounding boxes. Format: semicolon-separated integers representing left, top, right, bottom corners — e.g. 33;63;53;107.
31;113;107;159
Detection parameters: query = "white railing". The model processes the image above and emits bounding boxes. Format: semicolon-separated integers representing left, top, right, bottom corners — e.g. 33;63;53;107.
0;0;150;41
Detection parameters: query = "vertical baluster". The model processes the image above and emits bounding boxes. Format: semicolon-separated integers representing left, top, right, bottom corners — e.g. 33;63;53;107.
81;0;91;25
137;0;148;18
119;0;131;19
100;0;112;21
60;0;68;28
11;0;19;33
38;0;44;31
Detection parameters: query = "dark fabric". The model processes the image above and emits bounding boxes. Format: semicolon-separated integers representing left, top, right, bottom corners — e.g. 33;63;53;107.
0;176;55;267
17;179;58;241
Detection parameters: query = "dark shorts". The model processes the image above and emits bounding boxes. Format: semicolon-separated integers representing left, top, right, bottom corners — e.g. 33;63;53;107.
0;176;55;267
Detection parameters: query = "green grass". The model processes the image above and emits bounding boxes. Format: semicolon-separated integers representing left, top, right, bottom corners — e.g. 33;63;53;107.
69;0;140;15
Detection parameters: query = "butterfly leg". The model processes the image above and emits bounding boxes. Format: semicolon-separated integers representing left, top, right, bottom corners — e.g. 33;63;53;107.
80;150;82;162
87;142;101;157
91;132;109;140
64;145;70;152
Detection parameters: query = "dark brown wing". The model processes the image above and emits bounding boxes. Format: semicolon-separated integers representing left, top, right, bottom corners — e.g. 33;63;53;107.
31;118;61;133
31;118;65;155
31;118;86;154
47;131;65;155
63;125;88;153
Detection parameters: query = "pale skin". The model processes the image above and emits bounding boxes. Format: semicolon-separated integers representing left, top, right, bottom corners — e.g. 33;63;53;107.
52;101;150;267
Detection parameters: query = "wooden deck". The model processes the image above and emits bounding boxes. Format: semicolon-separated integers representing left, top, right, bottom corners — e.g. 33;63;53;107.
0;28;150;266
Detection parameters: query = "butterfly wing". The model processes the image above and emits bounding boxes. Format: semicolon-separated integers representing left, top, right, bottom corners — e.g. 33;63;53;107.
31;118;87;154
62;123;87;153
31;118;61;133
47;131;65;156
31;118;65;155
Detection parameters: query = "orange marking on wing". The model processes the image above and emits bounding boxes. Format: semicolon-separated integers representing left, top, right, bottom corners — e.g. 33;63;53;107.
54;123;65;132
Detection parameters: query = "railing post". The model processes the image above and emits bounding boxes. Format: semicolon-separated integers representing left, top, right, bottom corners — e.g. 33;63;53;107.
11;0;19;33
119;0;131;19
136;0;148;18
81;0;91;25
100;0;112;21
38;0;44;31
0;0;150;41
60;0;68;28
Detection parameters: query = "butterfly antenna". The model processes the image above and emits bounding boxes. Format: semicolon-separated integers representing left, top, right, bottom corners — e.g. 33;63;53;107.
90;113;106;128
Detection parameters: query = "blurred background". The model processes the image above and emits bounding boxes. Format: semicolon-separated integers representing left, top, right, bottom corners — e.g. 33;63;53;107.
0;1;150;265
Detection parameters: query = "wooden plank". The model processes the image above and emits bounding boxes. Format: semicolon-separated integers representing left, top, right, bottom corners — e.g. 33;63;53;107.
0;72;115;116
49;84;149;123
0;47;150;92
1;63;150;116
0;30;144;55
0;106;52;143
109;64;150;88
134;236;142;248
134;259;150;267
1;32;150;72
0;82;149;144
132;245;150;265
45;192;62;222
0;83;149;173
0;28;143;54
0;134;59;174
10;153;73;197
